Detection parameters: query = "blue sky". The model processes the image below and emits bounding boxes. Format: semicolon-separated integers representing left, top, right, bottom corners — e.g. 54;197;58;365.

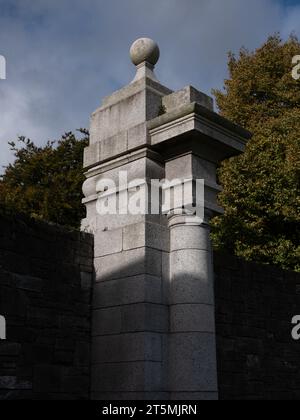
0;0;299;170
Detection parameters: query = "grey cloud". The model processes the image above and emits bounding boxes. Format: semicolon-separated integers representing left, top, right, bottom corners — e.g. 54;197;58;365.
0;0;299;170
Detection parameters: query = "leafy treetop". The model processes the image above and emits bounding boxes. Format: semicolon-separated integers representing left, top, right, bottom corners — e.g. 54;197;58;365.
211;34;300;272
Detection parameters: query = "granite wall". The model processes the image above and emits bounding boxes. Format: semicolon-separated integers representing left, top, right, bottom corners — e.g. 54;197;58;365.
214;252;300;400
0;214;93;400
1;212;300;400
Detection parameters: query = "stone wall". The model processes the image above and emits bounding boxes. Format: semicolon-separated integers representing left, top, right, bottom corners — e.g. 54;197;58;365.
214;252;300;400
1;210;300;400
0;214;93;400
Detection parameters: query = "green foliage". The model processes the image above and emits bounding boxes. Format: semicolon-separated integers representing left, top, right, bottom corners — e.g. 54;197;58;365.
0;130;89;229
211;34;300;272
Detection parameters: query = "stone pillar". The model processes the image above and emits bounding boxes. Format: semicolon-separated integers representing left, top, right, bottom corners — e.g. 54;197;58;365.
82;37;251;400
167;213;218;400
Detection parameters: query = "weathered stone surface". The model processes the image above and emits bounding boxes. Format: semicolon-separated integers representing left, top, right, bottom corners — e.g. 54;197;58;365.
127;123;149;150
149;102;251;159
100;132;128;162
214;252;300;401
170;225;211;252
168;333;218;392
91;391;169;400
0;213;93;400
94;228;123;257
167;214;218;399
83;142;100;168
0;376;32;390
92;361;163;393
170;304;215;333
162;86;214;112
84;37;251;402
130;38;160;67
92;332;162;363
123;222;169;252
90;77;171;146
94;247;162;282
0;342;21;356
92;303;168;336
169;249;214;305
93;275;162;308
170;392;218;401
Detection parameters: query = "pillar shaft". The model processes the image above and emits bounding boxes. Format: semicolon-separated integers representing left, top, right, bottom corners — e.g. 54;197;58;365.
167;214;218;400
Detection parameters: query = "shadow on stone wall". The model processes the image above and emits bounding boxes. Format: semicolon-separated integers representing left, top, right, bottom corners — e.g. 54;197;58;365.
0;214;94;400
214;252;300;400
1;213;300;400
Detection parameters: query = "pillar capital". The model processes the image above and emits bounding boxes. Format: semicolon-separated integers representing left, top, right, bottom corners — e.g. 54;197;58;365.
167;211;213;229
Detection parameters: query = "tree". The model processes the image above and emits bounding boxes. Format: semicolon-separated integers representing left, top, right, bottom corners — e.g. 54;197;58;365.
211;34;300;272
0;130;89;229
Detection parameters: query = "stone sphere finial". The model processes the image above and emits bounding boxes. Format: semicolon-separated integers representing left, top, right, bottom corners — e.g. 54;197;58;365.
130;38;160;67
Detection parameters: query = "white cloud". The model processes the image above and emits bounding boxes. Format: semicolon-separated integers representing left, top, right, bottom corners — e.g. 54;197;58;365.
0;0;299;170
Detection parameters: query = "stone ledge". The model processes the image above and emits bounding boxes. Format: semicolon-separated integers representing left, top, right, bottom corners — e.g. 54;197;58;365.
148;102;251;141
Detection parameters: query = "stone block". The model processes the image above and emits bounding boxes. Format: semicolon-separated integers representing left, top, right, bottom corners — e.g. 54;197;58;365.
0;376;17;390
100;132;128;162
0;342;21;356
91;361;163;393
165;154;193;180
94;228;123;257
74;342;90;367
123;222;169;252
83;142;100;168
192;155;217;183
92;303;168;335
80;272;93;291
92;154;163;187
169;249;214;304
168;332;218;392
93;275;162;308
170;392;218;400
91;391;169;400
170;225;211;252
14;274;44;293
94;247;162;282
127;123;149;150
90;76;171;145
0;376;32;390
162;86;214;113
90;89;146;143
92;332;162;364
33;365;63;393
61;377;90;397
170;304;215;333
